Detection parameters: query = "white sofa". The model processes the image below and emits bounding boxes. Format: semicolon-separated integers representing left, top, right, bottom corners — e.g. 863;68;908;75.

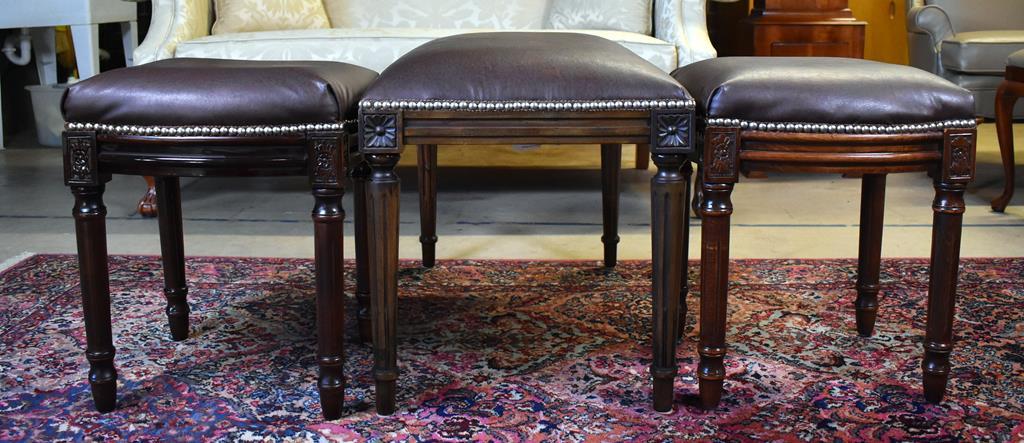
134;0;716;74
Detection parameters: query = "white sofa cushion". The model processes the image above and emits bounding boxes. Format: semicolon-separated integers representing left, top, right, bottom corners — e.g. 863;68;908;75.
212;0;330;35
174;28;678;72
546;0;653;35
323;0;551;29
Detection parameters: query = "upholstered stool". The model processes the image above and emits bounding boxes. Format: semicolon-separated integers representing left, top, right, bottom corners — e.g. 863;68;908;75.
670;57;977;411
992;50;1024;212
356;32;695;415
61;58;377;419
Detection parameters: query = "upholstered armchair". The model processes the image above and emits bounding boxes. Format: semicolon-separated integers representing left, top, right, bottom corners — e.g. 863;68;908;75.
906;0;1024;117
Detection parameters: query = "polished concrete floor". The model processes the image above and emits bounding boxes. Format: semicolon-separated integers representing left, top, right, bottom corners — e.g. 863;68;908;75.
1;124;1021;267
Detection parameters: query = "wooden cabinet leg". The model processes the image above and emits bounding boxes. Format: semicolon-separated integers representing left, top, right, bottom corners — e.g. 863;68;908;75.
650;154;688;413
366;153;401;416
156;177;189;341
138;176;158;218
855;174;886;337
635;143;650;170
72;184;117;413
923;181;966;403
992;80;1020;212
601;144;621;268
352;160;372;344
417;145;438;268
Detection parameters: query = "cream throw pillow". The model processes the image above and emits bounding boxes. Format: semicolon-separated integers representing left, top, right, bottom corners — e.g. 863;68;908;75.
546;0;653;35
213;0;331;35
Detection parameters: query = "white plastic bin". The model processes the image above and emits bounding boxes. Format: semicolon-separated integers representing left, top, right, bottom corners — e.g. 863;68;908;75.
25;83;69;147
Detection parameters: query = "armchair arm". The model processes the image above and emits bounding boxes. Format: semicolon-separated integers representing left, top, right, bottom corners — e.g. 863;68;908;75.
134;0;212;65
655;0;717;69
906;4;954;74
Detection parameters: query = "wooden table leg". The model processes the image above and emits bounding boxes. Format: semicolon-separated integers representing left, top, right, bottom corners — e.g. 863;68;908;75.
992;79;1020;212
352;160;373;344
650;153;688;413
855;174;886;337
418;145;438;268
601;144;621;268
366;153;401;415
72;183;118;413
156;177;189;341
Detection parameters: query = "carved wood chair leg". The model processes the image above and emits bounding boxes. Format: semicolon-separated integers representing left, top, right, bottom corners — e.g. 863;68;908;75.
417;145;438;268
138;176;158;218
992;80;1019;212
72;183;118;413
679;161;692;341
601;144;621;268
351;160;373;344
650;153;688;413
310;134;347;420
366;153;401;416
155;177;189;341
635;143;650;170
855;174;886;337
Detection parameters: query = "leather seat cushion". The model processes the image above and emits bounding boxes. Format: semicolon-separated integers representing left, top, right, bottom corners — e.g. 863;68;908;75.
360;32;690;106
941;30;1024;75
62;58;378;126
673;57;975;125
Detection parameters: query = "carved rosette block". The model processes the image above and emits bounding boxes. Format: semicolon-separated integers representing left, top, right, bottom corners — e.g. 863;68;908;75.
942;129;976;184
359;112;402;154
307;132;346;189
651;110;695;155
703;126;740;183
64;131;99;186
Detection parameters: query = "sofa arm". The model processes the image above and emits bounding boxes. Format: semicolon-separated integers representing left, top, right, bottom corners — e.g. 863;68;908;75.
134;0;212;65
655;0;717;68
906;4;954;74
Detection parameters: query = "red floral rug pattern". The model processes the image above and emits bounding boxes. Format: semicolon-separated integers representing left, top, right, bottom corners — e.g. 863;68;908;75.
0;255;1021;441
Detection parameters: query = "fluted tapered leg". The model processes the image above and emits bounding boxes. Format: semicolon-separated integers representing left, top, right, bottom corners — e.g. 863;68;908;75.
351;160;372;344
923;181;966;403
601;144;621;268
366;153;401;415
72;184;117;413
417;145;438;267
679;162;692;341
650;154;689;413
156;177;189;341
855;174;886;337
312;185;346;419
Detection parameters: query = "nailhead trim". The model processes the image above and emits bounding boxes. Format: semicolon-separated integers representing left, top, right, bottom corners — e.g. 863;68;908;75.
705;118;977;134
64;121;353;136
359;99;696;112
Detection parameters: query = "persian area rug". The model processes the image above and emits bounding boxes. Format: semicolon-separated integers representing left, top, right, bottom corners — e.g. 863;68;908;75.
0;254;1021;441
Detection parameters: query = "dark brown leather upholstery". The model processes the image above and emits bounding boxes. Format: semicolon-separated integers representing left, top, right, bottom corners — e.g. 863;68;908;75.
361;32;691;104
63;58;378;126
673;57;975;124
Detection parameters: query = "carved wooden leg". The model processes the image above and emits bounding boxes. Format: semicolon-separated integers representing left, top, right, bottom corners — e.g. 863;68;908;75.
650;154;688;412
309;134;347;420
992;80;1020;212
923;129;975;404
635;143;650;170
679;161;692;341
698;127;739;410
366;153;401;415
601;144;621;268
855;174;886;337
155;177;189;341
72;184;118;412
138;176;158;218
351;160;372;344
417;145;438;268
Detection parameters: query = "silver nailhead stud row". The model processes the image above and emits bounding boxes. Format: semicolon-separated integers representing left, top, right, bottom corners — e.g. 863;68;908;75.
705;118;976;134
65;122;351;136
358;99;696;112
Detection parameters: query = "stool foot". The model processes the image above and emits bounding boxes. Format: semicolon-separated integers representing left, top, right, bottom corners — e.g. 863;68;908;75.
652;373;674;412
601;144;621;268
156;177;189;341
418;145;438;268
